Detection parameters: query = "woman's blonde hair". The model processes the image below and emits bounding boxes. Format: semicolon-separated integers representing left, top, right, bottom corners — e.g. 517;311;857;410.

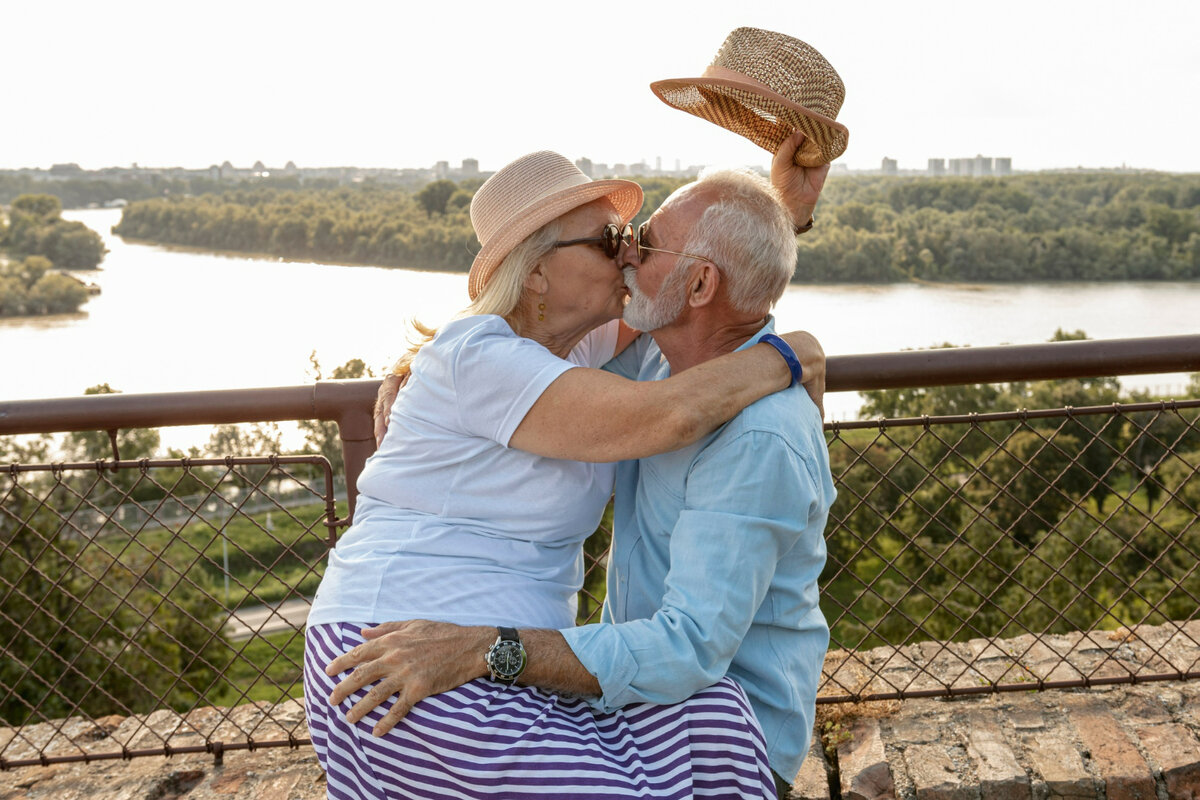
388;218;563;378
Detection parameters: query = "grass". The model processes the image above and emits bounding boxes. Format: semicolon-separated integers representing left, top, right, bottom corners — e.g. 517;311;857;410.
204;627;308;707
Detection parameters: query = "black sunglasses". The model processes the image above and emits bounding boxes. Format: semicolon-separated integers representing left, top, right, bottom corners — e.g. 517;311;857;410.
553;222;711;264
552;223;633;259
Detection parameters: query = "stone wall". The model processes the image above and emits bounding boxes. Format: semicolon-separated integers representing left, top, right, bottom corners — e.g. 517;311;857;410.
5;620;1200;799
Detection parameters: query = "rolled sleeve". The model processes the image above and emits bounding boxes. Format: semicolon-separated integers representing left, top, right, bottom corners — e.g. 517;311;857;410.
562;428;820;710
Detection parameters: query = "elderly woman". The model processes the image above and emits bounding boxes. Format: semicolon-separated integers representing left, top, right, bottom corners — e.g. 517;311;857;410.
304;150;821;799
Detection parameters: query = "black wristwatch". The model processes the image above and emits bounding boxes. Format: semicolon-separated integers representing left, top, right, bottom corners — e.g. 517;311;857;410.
793;214;815;235
485;626;527;685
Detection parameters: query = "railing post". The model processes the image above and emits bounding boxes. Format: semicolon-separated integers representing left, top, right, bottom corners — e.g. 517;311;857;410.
310;380;379;525
337;412;375;524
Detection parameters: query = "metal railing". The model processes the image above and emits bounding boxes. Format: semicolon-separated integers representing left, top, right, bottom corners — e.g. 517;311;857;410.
819;398;1200;704
0;334;1198;769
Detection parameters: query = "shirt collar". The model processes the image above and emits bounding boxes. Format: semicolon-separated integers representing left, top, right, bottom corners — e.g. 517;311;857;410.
732;315;778;354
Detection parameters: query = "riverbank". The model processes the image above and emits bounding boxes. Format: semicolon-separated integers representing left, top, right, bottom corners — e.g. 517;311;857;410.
109;171;1200;283
2;209;1194;439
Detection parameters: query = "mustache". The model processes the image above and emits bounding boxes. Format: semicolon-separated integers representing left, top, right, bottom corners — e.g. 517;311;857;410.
622;267;639;290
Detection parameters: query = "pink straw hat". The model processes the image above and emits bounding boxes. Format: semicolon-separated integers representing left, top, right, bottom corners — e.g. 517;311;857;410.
651;27;849;167
468;151;643;300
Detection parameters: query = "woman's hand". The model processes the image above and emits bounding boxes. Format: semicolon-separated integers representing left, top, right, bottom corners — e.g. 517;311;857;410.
771;130;831;231
373;374;407;448
780;330;826;419
325;619;491;737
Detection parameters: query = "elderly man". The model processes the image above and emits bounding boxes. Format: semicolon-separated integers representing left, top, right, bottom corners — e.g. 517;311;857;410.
330;134;835;798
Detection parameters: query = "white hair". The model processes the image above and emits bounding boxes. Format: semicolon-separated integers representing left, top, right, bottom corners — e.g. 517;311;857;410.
679;169;797;315
465;217;563;323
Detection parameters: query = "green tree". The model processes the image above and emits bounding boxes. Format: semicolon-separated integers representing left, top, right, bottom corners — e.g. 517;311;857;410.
0;431;230;726
27;272;88;314
11;193;63;221
297;353;376;479
0;256;90;317
415;179;457;216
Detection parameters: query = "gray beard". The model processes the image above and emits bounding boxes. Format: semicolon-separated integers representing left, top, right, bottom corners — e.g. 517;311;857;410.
622;266;687;332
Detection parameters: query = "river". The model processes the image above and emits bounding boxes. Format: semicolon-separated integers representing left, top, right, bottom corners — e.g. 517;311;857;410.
2;209;1197;450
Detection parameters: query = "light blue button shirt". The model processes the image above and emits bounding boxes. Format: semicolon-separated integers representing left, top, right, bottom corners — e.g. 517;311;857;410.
560;320;835;781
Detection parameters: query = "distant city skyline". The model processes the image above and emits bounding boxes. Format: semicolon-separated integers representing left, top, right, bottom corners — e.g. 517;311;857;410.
4;1;1198;174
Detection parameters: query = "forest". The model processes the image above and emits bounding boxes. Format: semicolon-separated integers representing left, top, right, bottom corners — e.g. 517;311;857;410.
0;194;106;317
108;171;1200;283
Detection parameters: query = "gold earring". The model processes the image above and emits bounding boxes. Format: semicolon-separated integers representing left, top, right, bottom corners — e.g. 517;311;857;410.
538;294;546;322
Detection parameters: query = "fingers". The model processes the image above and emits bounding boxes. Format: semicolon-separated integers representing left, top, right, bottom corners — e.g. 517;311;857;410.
326;660;376;707
361;621;408;639
772;129;808;171
344;677;398;724
373;374;403;447
806;377;827;421
372;697;415;737
325;639;369;677
373;414;389;449
325;660;421;737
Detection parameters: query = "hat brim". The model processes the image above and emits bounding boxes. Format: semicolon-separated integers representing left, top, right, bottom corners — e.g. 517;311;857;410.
468;179;643;301
651;75;849;167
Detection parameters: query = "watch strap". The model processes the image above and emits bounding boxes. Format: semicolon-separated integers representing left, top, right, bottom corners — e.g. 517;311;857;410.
487;626;526;685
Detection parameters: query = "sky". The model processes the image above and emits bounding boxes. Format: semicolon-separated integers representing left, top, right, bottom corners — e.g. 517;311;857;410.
4;0;1199;175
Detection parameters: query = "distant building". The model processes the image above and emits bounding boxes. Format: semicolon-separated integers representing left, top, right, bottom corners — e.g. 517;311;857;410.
283;161;299;176
995;157;1012;176
881;157;898;175
462;158;479;176
434;161;449;179
973;155;993;177
574;157;593;178
948;158;969;176
927;158;945;176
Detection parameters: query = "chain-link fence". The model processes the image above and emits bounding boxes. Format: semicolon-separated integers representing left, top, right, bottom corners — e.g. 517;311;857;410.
819;399;1200;703
2;398;1199;769
0;456;340;769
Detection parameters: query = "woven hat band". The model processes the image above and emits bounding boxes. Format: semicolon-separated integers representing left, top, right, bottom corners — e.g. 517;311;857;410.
699;64;846;134
650;27;849;166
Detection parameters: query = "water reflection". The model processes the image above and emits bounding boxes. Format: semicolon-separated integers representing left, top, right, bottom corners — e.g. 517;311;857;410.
1;208;1195;444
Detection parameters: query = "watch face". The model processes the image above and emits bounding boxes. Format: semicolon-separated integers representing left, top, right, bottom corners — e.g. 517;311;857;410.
489;641;526;679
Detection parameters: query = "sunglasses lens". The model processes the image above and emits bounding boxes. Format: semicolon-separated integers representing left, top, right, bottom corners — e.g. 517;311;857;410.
602;224;619;258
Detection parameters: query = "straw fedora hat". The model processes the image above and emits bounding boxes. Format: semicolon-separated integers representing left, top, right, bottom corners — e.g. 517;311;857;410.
651;27;849;167
468;151;643;300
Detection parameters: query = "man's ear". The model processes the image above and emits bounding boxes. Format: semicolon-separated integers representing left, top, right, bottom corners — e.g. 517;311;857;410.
524;261;550;295
686;261;721;308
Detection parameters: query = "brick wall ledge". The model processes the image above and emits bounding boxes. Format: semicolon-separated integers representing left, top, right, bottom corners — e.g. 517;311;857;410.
4;682;1199;800
4;620;1200;799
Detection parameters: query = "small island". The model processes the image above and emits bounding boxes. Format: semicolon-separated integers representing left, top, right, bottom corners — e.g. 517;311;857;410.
0;194;107;318
108;171;1200;284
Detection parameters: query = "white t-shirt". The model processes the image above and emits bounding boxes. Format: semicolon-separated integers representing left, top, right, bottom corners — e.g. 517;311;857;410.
307;315;619;630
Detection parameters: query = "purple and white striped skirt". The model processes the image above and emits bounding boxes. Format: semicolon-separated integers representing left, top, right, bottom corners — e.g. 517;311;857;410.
304;622;776;799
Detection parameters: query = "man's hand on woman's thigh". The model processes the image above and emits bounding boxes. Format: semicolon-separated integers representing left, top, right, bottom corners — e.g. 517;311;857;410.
325;619;492;737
